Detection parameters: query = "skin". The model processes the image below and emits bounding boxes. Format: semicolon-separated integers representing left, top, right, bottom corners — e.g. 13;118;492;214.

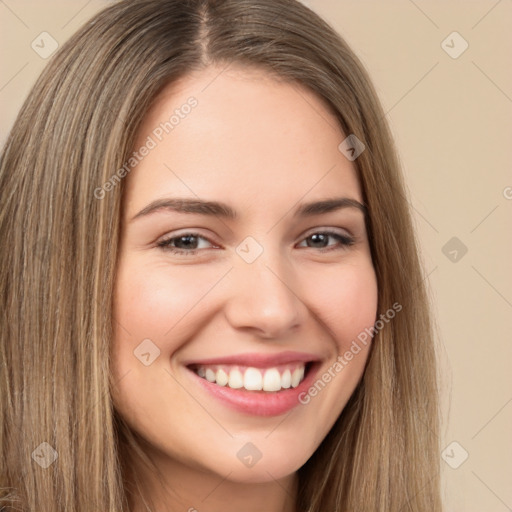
110;64;378;512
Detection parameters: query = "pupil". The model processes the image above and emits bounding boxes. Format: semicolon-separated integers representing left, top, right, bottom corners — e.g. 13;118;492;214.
309;233;328;248
176;235;197;249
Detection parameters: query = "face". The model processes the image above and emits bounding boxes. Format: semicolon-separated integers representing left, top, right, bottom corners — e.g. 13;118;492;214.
111;64;378;486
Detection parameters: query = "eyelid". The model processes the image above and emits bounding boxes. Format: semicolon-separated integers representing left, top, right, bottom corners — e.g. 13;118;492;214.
156;231;219;250
300;225;353;239
156;228;218;243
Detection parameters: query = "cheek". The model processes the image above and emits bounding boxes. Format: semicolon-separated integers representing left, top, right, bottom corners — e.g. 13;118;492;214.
292;261;377;447
308;260;378;348
112;257;227;345
110;257;213;434
109;256;231;418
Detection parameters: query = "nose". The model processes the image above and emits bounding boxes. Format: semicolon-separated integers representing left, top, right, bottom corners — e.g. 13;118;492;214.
223;250;306;339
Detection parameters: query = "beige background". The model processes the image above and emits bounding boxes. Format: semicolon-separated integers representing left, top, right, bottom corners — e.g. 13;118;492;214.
1;1;511;510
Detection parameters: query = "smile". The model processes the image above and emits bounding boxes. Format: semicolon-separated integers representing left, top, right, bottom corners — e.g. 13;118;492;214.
184;351;321;417
192;363;307;392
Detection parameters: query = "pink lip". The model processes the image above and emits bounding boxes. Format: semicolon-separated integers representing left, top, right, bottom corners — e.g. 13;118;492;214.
185;359;321;417
183;350;320;368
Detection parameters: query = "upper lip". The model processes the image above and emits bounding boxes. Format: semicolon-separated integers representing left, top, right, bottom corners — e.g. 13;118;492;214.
184;350;321;368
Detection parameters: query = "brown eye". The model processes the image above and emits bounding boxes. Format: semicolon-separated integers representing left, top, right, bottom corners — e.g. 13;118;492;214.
157;233;215;255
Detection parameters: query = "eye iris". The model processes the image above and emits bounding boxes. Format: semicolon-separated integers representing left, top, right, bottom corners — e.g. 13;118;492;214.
308;233;329;248
175;235;198;249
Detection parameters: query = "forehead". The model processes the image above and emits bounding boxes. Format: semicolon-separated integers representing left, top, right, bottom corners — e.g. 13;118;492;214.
123;65;362;218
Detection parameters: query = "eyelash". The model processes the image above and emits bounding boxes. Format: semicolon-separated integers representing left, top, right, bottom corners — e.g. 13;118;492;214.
156;230;355;256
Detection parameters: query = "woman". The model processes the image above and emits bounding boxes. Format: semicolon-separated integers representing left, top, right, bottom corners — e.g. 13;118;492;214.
0;0;442;510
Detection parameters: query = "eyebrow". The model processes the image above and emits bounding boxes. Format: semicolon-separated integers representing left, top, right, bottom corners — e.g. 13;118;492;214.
131;196;366;222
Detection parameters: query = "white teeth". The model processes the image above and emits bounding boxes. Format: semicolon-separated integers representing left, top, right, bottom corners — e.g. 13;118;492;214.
281;369;291;389
228;368;243;389
216;368;229;387
263;368;281;392
291;367;304;388
244;367;263;390
195;364;307;392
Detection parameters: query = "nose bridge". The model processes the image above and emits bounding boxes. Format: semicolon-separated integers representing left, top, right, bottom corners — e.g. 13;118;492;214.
224;240;303;337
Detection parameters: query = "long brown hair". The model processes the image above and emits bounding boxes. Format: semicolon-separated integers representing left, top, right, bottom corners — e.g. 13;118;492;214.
0;0;442;510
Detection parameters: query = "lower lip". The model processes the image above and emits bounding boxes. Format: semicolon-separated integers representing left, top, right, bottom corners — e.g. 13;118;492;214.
187;363;320;417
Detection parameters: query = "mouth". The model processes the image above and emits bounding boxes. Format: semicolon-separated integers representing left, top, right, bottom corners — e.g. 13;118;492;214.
189;361;310;392
183;352;321;417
